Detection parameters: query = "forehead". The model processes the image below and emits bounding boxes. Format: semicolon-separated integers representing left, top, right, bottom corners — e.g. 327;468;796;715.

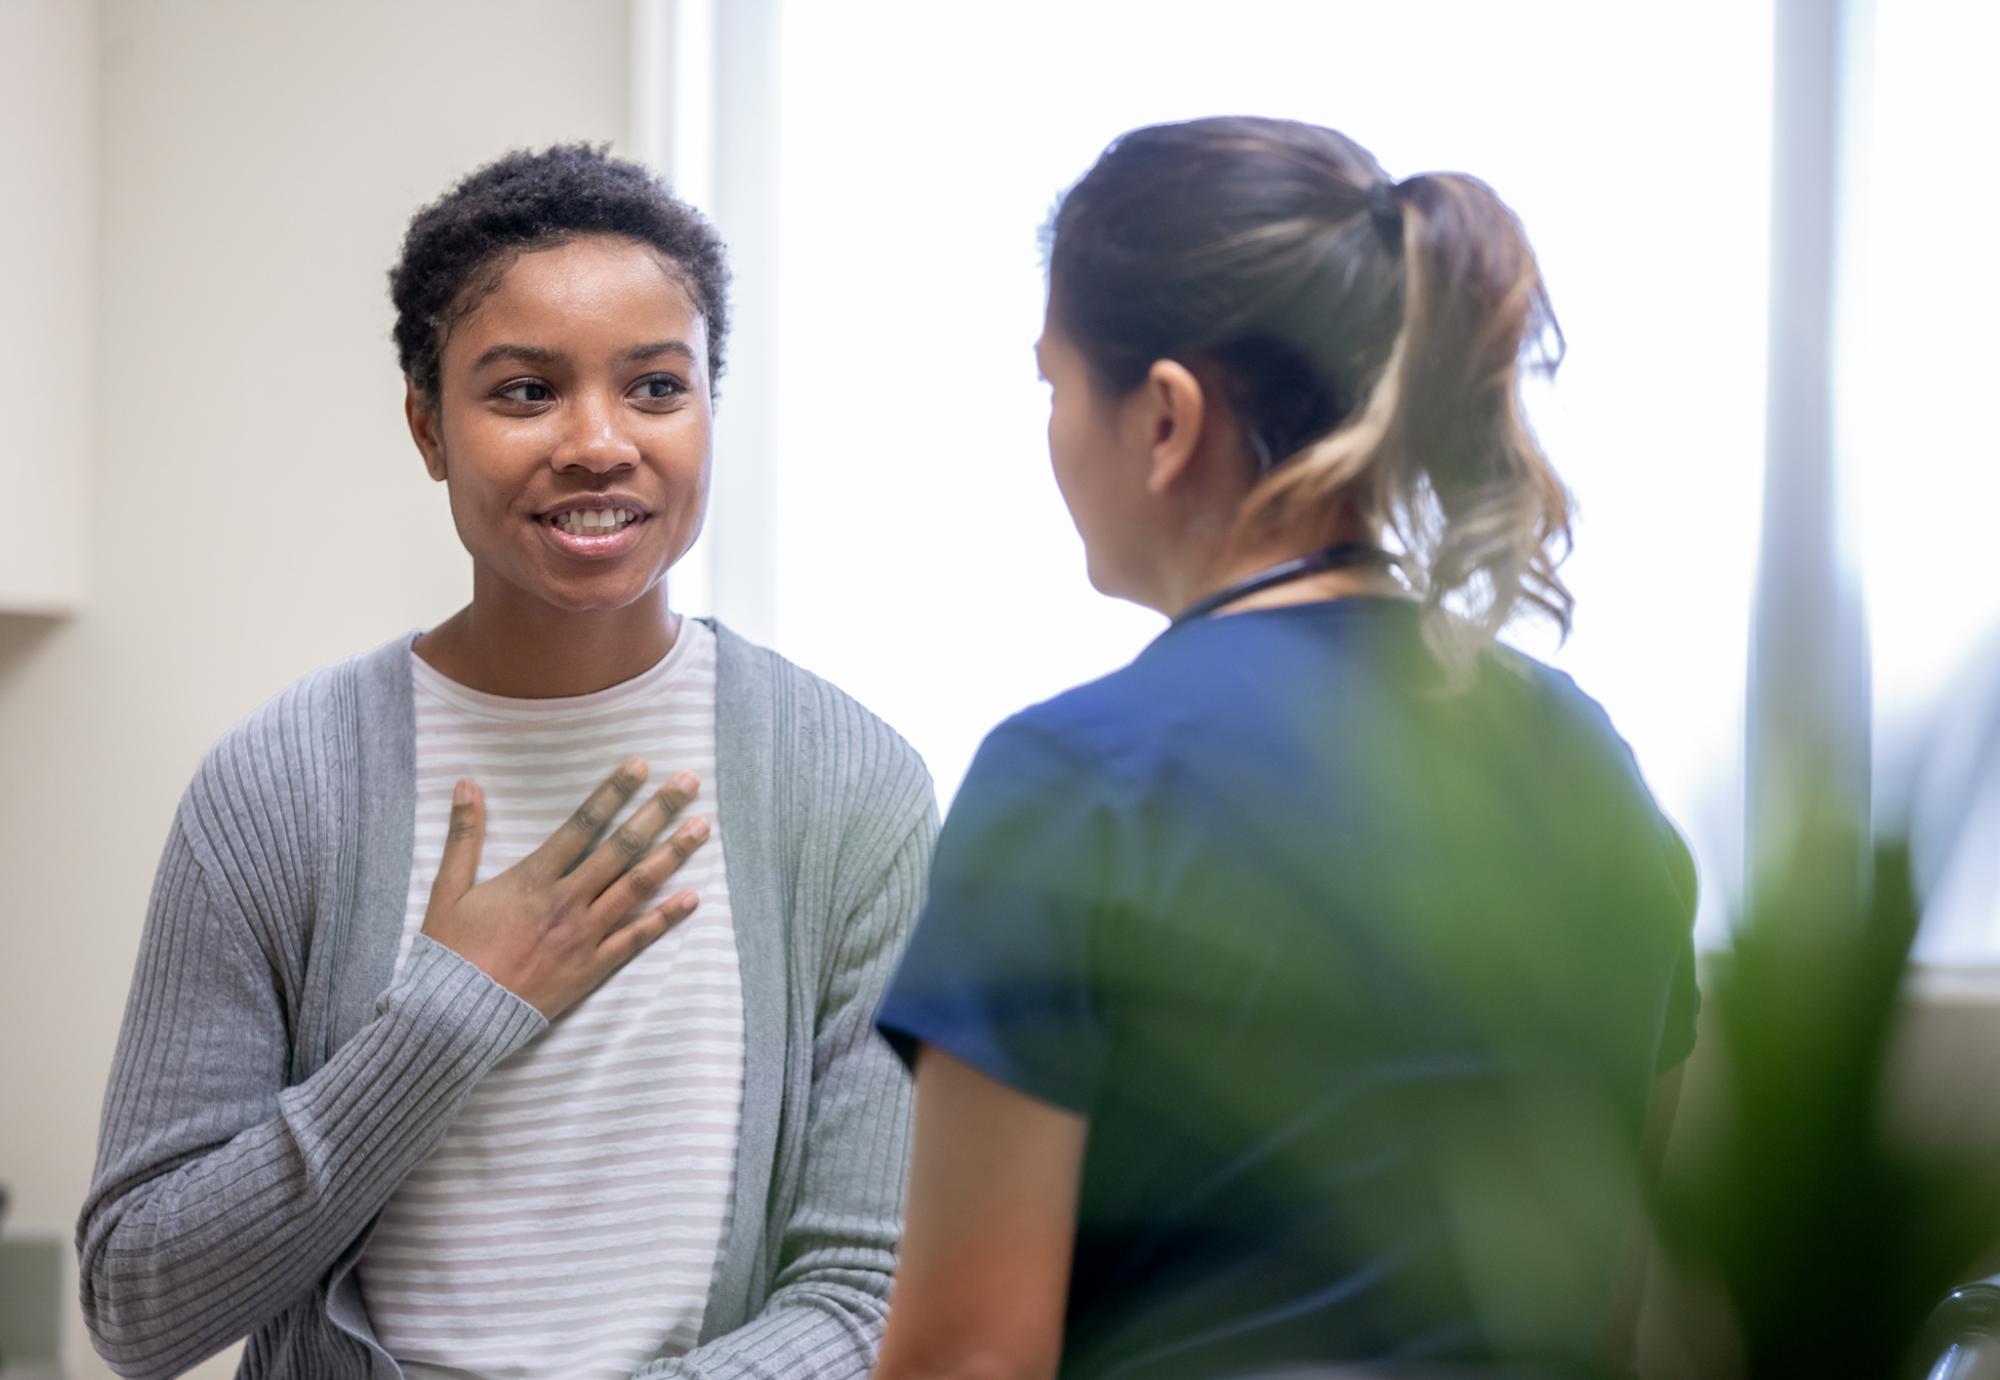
454;235;705;356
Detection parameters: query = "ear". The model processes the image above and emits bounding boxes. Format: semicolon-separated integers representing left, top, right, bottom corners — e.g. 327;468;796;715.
405;378;448;482
1135;359;1206;498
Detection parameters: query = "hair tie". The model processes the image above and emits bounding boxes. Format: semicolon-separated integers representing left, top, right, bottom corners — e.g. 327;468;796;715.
1366;180;1404;251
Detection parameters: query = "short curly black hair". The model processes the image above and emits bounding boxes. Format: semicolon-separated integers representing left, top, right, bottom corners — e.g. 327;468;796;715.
389;143;730;401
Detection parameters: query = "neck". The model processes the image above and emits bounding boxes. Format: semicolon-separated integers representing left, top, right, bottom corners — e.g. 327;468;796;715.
414;575;682;698
1161;533;1400;621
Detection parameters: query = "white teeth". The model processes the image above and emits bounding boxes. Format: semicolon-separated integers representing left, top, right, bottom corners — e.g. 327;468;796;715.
552;508;639;536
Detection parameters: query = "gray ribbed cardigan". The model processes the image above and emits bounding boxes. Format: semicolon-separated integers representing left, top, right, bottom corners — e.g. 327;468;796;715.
77;621;937;1380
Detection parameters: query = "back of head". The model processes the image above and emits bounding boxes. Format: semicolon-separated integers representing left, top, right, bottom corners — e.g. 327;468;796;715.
1044;116;1573;679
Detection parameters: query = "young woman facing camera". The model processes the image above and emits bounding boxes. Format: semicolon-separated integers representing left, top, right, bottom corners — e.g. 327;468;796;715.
79;147;934;1380
874;118;1698;1380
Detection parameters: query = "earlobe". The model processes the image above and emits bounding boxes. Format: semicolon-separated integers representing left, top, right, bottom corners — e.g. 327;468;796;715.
404;380;448;482
1144;360;1205;497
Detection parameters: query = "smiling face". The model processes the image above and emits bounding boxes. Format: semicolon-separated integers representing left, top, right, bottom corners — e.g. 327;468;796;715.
407;233;712;617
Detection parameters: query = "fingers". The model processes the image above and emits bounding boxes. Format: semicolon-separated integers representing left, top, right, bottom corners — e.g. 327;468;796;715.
590;816;711;929
564;770;703;902
599;891;700;971
523;757;649;883
429;779;486;907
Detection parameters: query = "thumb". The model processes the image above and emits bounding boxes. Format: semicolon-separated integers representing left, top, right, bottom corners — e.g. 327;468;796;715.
431;778;486;906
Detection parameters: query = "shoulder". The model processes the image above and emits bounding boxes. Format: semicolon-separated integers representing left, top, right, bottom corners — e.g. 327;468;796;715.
1491;645;1655;795
965;640;1194;805
947;675;1157;855
1490;645;1697;906
708;619;936;858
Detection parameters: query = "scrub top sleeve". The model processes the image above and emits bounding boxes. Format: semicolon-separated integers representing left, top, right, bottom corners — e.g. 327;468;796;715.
1657;934;1701;1072
875;718;1111;1116
1655;819;1702;1072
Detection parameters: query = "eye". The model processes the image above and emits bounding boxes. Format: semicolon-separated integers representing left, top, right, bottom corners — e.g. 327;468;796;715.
496;379;554;405
630;373;688;404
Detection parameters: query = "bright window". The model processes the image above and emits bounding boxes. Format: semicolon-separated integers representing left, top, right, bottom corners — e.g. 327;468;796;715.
767;0;1773;942
1858;0;2000;960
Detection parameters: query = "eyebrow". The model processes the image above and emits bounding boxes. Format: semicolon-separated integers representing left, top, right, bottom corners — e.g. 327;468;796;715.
471;343;560;372
621;339;696;365
469;339;697;372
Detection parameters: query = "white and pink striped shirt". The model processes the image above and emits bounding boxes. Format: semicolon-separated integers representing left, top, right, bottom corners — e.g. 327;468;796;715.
358;620;744;1380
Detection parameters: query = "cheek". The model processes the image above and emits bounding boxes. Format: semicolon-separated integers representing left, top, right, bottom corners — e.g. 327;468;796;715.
442;410;538;495
440;470;514;570
434;416;550;566
655;416;713;505
639;418;714;562
1049;395;1124;522
672;423;713;486
1046;396;1093;506
440;457;520;554
660;457;711;555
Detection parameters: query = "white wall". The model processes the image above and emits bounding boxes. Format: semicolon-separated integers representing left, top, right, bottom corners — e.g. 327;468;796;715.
0;2;634;1374
0;0;94;614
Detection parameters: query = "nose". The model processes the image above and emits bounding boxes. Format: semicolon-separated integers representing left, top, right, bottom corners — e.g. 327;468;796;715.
551;389;641;475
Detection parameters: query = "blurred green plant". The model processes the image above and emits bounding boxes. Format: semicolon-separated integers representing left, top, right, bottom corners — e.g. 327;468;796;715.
1651;802;2000;1379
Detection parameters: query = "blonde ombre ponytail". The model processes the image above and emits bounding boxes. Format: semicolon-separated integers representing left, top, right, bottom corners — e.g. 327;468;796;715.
1046;119;1573;685
1232;171;1573;681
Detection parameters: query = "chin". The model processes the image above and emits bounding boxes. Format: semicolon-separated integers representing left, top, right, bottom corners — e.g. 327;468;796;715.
510;525;687;612
544;576;661;614
508;560;660;616
1084;560;1171;619
1081;547;1136;603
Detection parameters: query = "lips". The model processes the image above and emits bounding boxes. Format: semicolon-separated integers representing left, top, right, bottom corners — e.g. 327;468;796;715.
535;508;652;561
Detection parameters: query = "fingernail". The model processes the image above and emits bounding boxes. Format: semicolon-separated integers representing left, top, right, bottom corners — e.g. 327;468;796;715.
623;755;647;777
672;772;699;795
687;817;710;842
454;780;472;806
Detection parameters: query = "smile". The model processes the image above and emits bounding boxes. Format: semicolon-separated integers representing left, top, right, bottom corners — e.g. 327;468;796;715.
549;507;644;536
537;506;651;560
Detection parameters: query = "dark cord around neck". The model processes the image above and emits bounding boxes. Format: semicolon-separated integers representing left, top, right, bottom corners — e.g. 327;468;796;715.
1169;543;1393;629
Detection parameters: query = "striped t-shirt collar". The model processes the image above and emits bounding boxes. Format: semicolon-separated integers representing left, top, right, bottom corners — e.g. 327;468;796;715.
408;621;704;722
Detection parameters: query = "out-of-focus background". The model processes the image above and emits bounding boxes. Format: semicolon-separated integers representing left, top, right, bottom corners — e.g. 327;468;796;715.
1;1;1996;1377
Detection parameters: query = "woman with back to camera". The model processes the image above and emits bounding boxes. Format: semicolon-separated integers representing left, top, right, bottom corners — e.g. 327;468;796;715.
872;117;1699;1380
78;145;934;1380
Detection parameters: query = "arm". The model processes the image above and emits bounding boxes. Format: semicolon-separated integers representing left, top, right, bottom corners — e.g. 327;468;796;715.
871;1049;1088;1380
862;718;1111;1380
77;807;547;1380
1600;824;1700;1371
633;811;936;1380
80;759;700;1380
1599;1064;1687;1371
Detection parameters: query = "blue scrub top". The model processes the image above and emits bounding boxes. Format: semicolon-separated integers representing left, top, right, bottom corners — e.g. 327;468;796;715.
877;596;1698;1379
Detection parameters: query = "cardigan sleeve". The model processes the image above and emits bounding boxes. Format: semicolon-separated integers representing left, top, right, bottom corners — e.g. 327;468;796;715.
77;777;547;1380
631;800;936;1380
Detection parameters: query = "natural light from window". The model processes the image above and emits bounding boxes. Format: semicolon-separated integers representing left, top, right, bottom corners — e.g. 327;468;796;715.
1859;0;2000;961
769;0;1774;944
